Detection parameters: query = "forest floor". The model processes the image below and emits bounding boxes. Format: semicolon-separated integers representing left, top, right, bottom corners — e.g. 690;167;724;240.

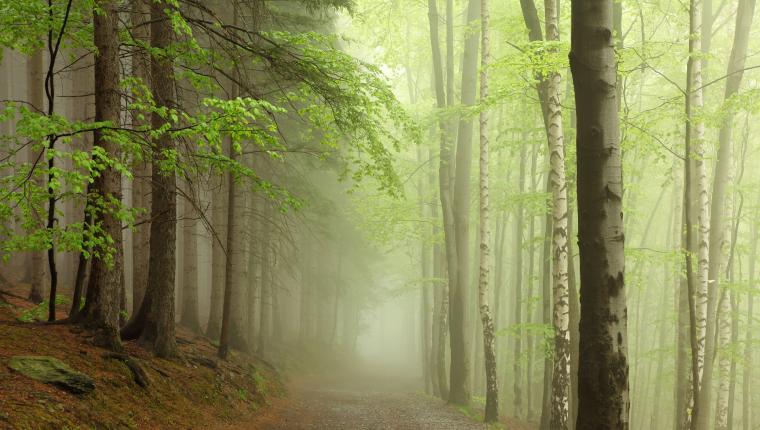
235;367;537;430
0;282;283;429
1;280;536;430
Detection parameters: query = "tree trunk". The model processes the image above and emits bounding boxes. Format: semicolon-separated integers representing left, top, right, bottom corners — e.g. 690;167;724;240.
568;199;579;430
78;0;123;351
120;1;179;358
715;165;738;430
427;0;453;403
545;0;569;424
219;120;250;356
130;0;151;315
218;164;237;359
258;205;272;357
512;142;526;417
569;0;630;426
525;144;538;420
477;0;498;420
539;175;552;430
743;195;758;430
180;188;201;333
206;163;229;340
742;194;760;430
247;199;260;348
697;0;755;426
726;291;739;429
430;158;448;400
299;240;311;345
418;142;433;395
715;289;731;429
677;159;694;430
449;0;480;406
230;186;250;351
26;49;46;305
682;0;707;425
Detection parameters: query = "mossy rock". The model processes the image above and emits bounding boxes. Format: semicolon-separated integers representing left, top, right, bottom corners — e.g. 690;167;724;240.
8;356;95;395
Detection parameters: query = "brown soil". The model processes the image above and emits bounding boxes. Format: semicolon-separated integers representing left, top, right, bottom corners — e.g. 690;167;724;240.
0;283;282;430
1;282;538;430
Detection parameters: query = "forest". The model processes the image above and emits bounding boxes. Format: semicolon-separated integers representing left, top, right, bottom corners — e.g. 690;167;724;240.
0;0;758;429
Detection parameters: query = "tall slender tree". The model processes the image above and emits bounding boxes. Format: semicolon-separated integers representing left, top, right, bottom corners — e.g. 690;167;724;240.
427;0;454;403
26;49;45;305
180;191;201;333
477;0;498;421
545;0;570;424
697;0;756;424
77;0;123;350
449;0;480;405
569;0;630;426
130;0;151;315
121;0;179;358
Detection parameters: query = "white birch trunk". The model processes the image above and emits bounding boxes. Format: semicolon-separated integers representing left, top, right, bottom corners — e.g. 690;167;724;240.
478;0;498;421
546;0;569;426
691;5;710;388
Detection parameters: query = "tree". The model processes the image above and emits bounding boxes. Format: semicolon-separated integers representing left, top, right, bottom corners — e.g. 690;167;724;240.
545;0;570;424
180;191;201;333
76;0;123;351
697;0;756;425
427;0;454;403
218;152;239;360
743;194;759;430
569;0;630;426
120;0;179;358
25;49;45;305
130;0;151;315
449;0;480;406
682;0;710;425
477;0;498;421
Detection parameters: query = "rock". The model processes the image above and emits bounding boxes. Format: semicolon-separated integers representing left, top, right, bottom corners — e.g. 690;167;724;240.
8;356;95;395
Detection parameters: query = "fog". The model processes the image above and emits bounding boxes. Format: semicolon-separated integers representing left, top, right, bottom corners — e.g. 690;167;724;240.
1;0;760;428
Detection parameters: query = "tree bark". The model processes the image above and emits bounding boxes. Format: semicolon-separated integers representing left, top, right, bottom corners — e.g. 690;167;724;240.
697;0;755;425
682;0;706;425
569;0;630;426
26;49;46;305
120;1;179;358
78;0;123;351
512;142;526;417
427;0;453;403
449;0;480;406
218;163;237;359
567;99;579;430
130;0;151;315
258;204;272;357
477;0;498;420
180;186;201;333
743;194;758;430
418;143;433;395
545;0;569;424
206;162;229;340
247;199;260;348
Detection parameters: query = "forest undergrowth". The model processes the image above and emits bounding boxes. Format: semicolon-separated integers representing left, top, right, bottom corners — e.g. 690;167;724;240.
0;282;283;430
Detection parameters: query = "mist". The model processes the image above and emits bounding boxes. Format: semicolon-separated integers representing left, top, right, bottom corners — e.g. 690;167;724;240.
0;0;759;429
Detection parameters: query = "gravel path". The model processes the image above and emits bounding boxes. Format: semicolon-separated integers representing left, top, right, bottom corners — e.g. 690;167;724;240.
245;371;488;430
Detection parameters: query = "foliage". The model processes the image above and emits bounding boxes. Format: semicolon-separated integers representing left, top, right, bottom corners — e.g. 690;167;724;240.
17;295;68;322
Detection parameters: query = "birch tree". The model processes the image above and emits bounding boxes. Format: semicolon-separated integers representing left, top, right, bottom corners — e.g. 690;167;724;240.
477;0;498;421
545;0;569;424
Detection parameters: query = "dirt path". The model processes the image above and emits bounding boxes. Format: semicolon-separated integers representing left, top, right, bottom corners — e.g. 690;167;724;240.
240;370;489;430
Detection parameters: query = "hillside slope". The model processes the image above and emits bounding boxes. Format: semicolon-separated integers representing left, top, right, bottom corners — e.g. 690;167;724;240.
0;285;283;430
